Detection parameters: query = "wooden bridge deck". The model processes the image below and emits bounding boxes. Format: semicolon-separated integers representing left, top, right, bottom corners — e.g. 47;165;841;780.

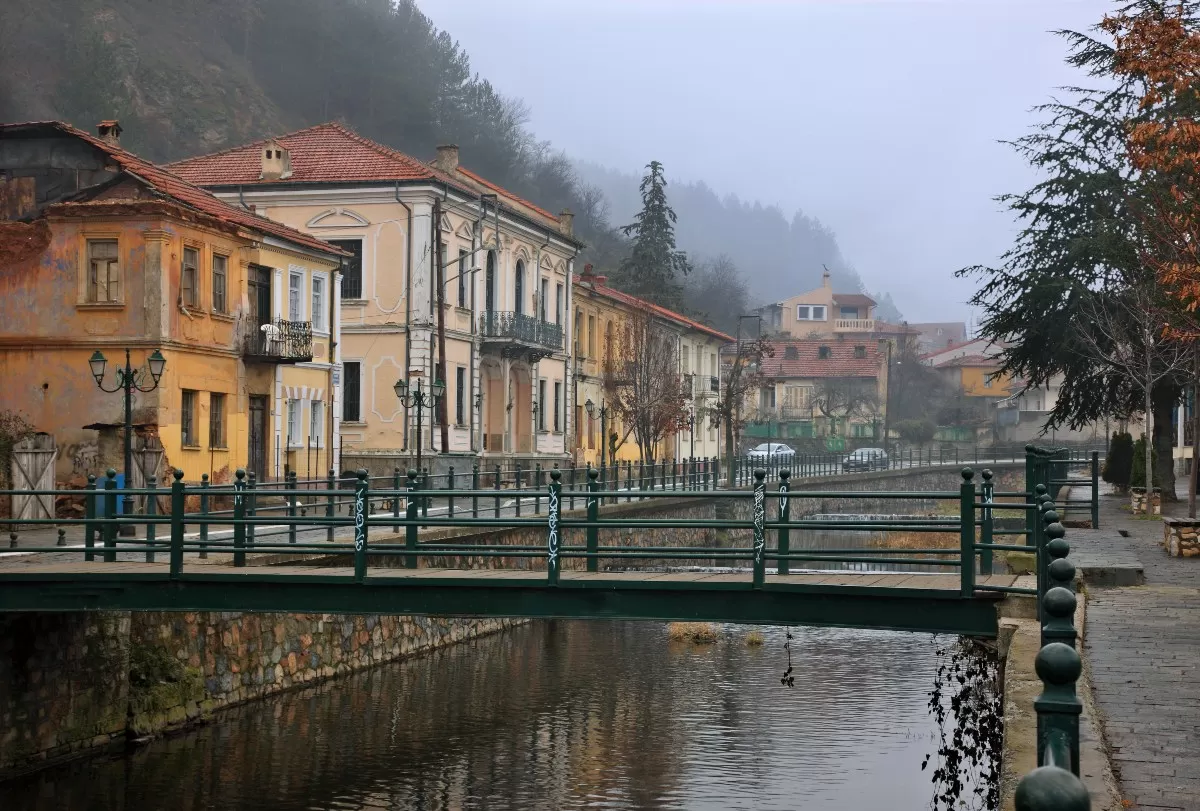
0;563;1020;636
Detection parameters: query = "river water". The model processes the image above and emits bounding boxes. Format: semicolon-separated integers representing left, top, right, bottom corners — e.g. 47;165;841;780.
8;620;950;811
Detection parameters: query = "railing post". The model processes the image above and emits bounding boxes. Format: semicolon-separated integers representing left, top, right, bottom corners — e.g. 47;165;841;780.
980;469;994;575
960;467;976;597
586;468;600;572
1025;446;1038;546
421;468;430;518
515;463;523;517
473;464;480;517
535;464;542;515
494;464;502;517
1032;595;1083;780
287;471;298;545
777;469;791;575
354;469;369;582
1043;520;1077;648
199;474;209;559
246;471;257;549
752;468;767;588
145;475;157;563
84;474;97;562
1090;451;1100;529
1036;488;1053;623
232;469;246;568
626;459;633;501
393;466;402;531
103;469;117;563
448;466;456;519
547;469;561;585
326;468;336;543
169;469;185;578
406;469;419;569
713;456;720;490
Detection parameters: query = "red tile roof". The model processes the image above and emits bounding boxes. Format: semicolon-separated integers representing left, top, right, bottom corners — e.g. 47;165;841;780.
0;121;345;257
832;292;876;308
758;339;884;379
935;354;1000;368
454;166;559;223
575;275;734;342
166;122;446;186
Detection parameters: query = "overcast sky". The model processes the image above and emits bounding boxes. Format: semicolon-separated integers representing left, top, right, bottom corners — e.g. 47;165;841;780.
419;0;1111;324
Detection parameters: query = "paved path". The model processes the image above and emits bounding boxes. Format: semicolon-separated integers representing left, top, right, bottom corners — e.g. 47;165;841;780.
1074;485;1200;810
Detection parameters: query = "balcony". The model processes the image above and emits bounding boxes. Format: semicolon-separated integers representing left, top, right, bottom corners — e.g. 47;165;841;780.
479;311;564;363
706;375;720;396
242;318;314;363
833;318;876;332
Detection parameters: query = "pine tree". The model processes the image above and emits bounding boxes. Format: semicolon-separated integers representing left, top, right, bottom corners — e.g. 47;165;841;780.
615;161;691;310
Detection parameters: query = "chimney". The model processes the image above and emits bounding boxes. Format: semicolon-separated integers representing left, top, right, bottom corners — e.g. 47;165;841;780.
259;139;292;181
822;267;831;289
96;120;122;147
434;144;460;173
558;208;574;236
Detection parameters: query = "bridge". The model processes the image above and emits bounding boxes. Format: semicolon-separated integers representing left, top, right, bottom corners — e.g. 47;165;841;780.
0;446;1097;807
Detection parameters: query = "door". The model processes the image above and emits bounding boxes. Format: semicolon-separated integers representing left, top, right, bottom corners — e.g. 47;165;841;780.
248;395;268;479
485;251;496;313
248;266;273;354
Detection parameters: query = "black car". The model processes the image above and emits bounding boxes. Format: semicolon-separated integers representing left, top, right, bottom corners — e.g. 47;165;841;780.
842;447;888;472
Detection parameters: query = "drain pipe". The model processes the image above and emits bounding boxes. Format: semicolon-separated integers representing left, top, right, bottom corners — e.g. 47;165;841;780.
395;182;413;451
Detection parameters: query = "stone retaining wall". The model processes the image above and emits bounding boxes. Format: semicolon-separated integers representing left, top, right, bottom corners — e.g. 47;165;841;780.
1162;517;1200;557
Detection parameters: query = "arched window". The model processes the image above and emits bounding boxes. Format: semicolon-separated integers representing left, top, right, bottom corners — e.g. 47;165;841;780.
604;320;614;370
575;309;584;357
514;259;525;315
485;251;496;313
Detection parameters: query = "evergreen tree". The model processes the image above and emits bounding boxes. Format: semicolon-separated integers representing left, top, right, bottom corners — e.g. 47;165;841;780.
1103;431;1134;490
615;161;691;310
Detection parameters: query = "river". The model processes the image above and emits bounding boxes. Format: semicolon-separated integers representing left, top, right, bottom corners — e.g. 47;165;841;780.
6;620;951;810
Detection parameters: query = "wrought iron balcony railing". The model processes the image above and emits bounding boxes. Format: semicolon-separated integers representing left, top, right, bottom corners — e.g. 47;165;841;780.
479;311;564;358
242;317;314;363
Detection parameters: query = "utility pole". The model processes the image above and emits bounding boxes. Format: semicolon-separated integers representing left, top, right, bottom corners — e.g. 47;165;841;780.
433;197;450;453
882;338;894;455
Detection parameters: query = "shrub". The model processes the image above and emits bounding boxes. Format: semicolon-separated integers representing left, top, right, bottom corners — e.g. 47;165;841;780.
745;630;765;646
1129;435;1159;490
667;622;718;643
894;418;936;447
1101;431;1133;490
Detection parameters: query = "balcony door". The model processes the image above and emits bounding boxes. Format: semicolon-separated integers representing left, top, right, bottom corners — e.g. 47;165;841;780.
514;260;525;315
248;265;272;328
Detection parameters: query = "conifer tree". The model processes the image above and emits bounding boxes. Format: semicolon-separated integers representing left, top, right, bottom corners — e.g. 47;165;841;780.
615;161;691;310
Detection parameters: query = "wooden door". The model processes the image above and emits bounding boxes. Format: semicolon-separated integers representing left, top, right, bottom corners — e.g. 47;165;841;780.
248;396;268;479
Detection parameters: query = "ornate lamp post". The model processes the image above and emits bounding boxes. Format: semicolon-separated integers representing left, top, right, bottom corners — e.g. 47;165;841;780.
394;375;444;479
688;408;696;459
89;348;166;536
584;398;609;468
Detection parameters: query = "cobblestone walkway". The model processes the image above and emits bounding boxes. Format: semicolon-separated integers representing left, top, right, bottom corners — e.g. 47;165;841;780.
1080;489;1200;810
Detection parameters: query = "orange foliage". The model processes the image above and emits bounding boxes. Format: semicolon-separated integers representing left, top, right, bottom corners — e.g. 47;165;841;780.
1103;5;1200;330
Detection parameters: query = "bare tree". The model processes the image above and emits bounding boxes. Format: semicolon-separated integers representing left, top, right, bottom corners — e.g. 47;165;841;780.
715;336;774;478
811;377;879;435
604;310;689;463
1075;279;1192;498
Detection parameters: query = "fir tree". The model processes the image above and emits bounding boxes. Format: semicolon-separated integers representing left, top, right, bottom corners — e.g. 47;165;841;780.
615;161;691;310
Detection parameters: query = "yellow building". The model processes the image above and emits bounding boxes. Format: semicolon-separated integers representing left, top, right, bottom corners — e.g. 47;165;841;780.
0;121;344;483
753;269;878;338
171;125;581;474
572;266;731;467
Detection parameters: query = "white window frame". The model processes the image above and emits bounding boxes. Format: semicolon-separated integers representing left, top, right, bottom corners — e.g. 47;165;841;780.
311;273;328;332
309;400;325;448
537;378;548;432
288;270;304;322
287;398;303;449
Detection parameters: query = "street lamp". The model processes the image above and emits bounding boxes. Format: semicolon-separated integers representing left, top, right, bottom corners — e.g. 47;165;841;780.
585;398;609;469
687;408;696;459
395;374;444;480
89;348;166;535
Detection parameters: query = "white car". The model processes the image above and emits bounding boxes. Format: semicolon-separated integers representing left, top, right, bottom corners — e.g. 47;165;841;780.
746;442;796;462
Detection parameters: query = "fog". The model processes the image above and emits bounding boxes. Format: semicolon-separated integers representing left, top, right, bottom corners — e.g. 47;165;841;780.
420;0;1111;324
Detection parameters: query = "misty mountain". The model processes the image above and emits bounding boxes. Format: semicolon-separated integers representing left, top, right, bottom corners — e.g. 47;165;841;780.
576;160;902;320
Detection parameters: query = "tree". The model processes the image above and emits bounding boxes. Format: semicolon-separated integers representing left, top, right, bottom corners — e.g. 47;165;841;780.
715;336;774;479
614;161;692;310
1103;431;1135;491
603;310;690;463
684;254;749;336
811;378;879;435
894;418;936;448
957;1;1196;500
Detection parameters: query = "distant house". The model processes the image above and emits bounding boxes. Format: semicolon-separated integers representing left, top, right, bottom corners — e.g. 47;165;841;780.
908;321;968;354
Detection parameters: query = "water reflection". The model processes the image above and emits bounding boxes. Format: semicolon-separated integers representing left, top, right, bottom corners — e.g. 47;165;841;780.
8;622;943;810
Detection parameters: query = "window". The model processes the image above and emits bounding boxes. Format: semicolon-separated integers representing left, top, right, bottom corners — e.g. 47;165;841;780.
538;379;547;431
455;366;466;425
760;388;776;410
819;345;831;359
813;305;826;320
211;254;228;313
984;373;994;389
181;390;198;446
553;382;562;432
311;275;327;331
330;239;363;299
556;283;564;324
458;250;469;307
515;260;525;315
710;353;717;376
682;345;690;374
86;239;121;303
209;393;226;448
797;305;826;321
540;278;549;321
840;307;859;318
288;272;303;321
287;399;302;447
854;345;866;359
343;362;361;422
181;246;199;308
784;345;799;360
309;400;324;447
575;309;584;356
588;315;596;358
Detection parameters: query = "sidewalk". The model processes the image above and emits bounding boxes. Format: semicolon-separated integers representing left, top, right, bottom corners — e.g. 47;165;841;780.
1072;484;1200;810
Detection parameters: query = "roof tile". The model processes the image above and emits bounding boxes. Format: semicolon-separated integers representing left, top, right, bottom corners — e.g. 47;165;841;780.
759;339;884;379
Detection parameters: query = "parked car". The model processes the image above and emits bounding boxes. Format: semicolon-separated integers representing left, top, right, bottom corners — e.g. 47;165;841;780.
842;447;888;472
746;442;796;462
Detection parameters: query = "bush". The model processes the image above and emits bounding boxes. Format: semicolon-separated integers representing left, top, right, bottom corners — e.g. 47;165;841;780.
1102;432;1134;489
667;622;719;644
1129;435;1160;490
894;418;936;447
